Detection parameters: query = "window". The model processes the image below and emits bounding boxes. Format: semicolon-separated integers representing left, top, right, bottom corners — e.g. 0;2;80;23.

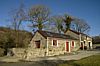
84;40;85;44
72;41;74;47
52;40;58;46
88;42;91;49
71;41;76;48
35;40;40;48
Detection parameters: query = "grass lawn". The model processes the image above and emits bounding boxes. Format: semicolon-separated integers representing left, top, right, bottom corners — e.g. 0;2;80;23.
58;54;100;66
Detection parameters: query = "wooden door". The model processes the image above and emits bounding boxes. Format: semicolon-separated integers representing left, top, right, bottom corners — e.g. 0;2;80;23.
66;42;69;52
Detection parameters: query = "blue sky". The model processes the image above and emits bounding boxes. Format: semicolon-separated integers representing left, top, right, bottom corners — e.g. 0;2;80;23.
0;0;100;36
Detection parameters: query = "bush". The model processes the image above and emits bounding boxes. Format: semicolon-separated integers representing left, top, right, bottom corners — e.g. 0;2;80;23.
0;48;5;56
0;27;33;48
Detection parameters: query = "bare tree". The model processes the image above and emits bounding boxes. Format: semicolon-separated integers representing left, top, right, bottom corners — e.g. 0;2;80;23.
10;3;26;30
72;18;90;33
59;14;73;33
28;5;50;31
62;14;90;33
9;3;27;47
49;15;63;33
47;14;74;34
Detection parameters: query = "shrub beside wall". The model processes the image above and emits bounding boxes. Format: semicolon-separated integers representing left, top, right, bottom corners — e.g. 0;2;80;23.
0;48;5;56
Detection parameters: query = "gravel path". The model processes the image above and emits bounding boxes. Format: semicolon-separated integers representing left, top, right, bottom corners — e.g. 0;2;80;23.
26;50;100;61
48;50;100;60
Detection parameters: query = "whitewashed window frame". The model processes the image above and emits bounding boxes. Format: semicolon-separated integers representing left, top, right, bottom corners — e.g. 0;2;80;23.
52;39;58;47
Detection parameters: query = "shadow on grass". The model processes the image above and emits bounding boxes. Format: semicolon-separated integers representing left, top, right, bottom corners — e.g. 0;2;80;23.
0;60;85;66
0;60;66;66
58;60;80;66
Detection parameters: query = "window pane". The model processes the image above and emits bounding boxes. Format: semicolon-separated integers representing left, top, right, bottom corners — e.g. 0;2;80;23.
53;40;57;46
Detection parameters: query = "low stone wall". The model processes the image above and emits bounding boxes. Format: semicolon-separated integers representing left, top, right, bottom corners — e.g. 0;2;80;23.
24;47;46;60
11;48;26;58
10;47;46;59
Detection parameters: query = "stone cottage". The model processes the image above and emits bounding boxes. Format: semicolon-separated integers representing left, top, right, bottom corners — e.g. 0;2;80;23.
25;30;92;59
65;29;93;50
26;30;79;58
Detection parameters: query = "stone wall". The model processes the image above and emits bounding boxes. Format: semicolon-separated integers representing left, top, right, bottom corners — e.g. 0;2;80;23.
47;38;80;56
25;47;46;59
65;30;93;49
30;32;47;48
65;30;79;39
10;47;46;59
71;41;80;51
47;37;66;56
11;48;26;58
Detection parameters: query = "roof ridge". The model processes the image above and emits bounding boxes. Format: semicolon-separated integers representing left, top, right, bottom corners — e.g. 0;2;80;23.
37;30;78;40
69;29;91;38
37;30;60;34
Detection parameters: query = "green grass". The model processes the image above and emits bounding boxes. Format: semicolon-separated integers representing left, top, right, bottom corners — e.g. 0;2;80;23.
59;54;100;66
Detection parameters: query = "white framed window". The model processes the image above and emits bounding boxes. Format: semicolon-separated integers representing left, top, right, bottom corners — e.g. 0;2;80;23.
71;41;75;47
52;39;58;47
84;40;86;44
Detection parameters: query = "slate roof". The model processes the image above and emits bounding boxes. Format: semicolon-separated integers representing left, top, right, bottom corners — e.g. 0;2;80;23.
69;29;91;38
37;30;78;40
